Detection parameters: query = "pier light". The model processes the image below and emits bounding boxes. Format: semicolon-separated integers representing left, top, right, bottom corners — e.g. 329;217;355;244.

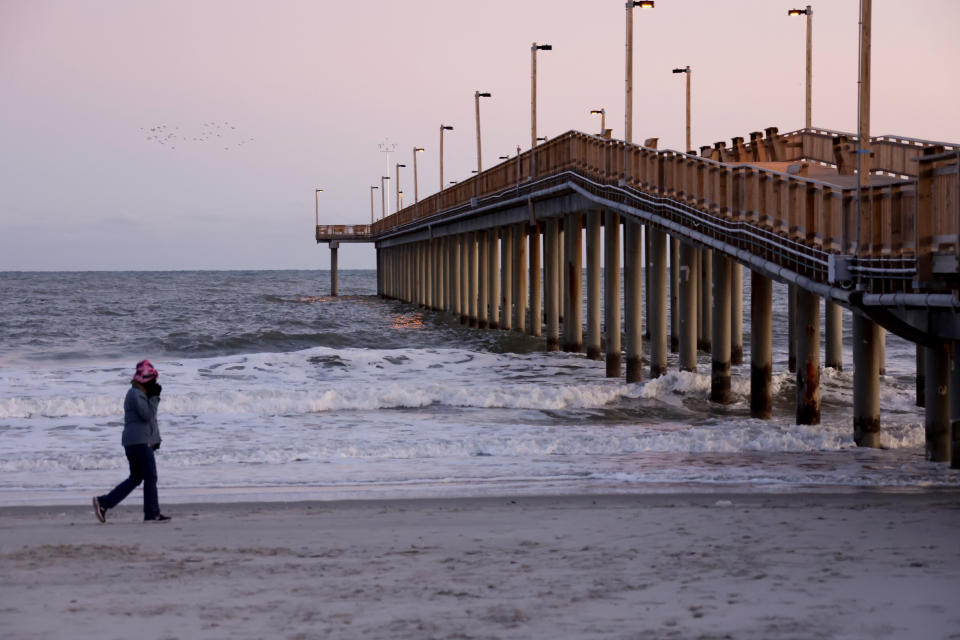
499;155;510;160
380;175;390;220
395;163;406;212
590;108;606;135
369;185;378;223
531;42;553;154
625;1;655;144
314;189;323;227
440;125;454;192
537;136;547;143
475;91;492;172
671;66;692;152
413;147;424;203
787;5;813;128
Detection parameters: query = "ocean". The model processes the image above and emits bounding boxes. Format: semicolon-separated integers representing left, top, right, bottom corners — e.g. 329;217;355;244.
0;269;956;507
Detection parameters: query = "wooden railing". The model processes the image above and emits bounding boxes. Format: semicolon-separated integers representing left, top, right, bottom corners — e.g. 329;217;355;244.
333;128;958;290
315;224;372;241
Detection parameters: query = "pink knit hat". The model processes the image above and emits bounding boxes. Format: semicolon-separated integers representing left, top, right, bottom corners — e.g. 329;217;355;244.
132;360;158;383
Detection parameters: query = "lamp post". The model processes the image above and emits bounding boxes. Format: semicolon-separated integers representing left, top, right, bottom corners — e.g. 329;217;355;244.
672;66;691;152
380;176;390;219
788;5;813;128
475;91;492;172
369;186;377;223
412;147;424;203
625;1;654;144
395;163;406;212
589;109;606;135
314;188;323;227
531;43;552;150
439;125;453;191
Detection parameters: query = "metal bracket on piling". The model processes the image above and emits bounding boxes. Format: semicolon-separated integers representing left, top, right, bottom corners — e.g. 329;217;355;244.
828;255;852;284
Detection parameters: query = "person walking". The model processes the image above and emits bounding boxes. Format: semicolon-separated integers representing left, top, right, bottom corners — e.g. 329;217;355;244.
92;360;171;523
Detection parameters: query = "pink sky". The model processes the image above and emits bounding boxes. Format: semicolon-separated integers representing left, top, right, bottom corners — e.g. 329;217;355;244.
2;0;958;270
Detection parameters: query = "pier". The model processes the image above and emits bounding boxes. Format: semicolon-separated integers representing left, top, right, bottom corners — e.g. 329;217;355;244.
318;125;960;466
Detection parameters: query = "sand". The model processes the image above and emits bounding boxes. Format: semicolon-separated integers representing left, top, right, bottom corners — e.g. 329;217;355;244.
2;492;960;639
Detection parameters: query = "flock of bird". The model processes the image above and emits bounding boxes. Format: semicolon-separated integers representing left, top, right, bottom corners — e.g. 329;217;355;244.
139;121;255;151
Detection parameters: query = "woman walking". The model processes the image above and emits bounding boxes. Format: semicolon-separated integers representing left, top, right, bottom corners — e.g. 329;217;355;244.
92;360;171;523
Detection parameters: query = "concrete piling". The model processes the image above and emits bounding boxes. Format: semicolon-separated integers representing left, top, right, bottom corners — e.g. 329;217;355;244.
649;228;668;378
853;313;881;447
699;248;712;353
825;301;842;370
750;270;772;419
477;233;488;328
670;236;680;353
678;242;697;372
788;285;797;373
730;262;743;365
529;224;542;337
586;211;603;360
711;252;732;403
795;288;821;425
563;213;583;353
468;234;478;326
500;227;513;331
951;341;960;468
925;341;950;462
487;229;499;329
604;211;621;377
545;218;560;351
513;224;527;333
624;219;643;382
329;242;339;296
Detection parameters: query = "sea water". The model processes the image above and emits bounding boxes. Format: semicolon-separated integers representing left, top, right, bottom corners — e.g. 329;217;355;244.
0;270;956;506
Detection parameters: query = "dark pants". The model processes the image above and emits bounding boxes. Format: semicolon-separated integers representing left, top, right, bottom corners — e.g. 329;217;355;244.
98;444;159;519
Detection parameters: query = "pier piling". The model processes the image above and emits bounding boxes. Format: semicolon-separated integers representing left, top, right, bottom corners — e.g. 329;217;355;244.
795;288;821;425
670;236;680;353
649;228;668;378
853;313;881;447
513;224;527;333
624;219;643;382
711;252;732;403
925;341;950;461
564;213;583;353
487;229;499;328
545;218;560;350
750;270;772;418
604;211;622;376
529;224;542;336
500;227;513;330
586;211;603;360
329;242;339;296
825;301;842;370
730;262;743;365
678;242;697;372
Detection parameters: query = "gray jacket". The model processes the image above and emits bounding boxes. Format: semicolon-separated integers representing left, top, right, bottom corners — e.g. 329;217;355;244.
122;385;162;447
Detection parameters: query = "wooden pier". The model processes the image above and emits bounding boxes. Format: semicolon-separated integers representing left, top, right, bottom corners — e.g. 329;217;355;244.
317;125;960;466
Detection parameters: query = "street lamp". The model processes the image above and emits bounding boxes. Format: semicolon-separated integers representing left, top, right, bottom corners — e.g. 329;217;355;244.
369;186;377;223
475;91;492;173
439;125;454;191
625;1;654;144
589;109;606;135
412;147;424;203
395;163;406;212
380;176;390;219
531;43;552;150
788;5;813;128
314;188;323;227
672;66;691;152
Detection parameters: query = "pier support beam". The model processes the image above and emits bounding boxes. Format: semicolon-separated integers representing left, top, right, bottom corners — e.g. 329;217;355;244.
624;219;643;382
925;341;950;462
468;233;478;327
678;242;697;372
853;313;881;447
711;252;732;403
500;227;513;331
670;236;680;353
952;342;960;468
825;302;842;370
917;342;926;407
730;262;743;365
788;285;797;372
513;224;527;333
477;233;488;328
329;241;339;296
649;228;668;378
452;238;461;319
563;213;583;353
529;224;542;336
750;270;772;418
795;288;821;424
699;248;712;353
604;211;621;377
487;229;499;329
586;211;603;360
545;218;560;350
459;236;468;324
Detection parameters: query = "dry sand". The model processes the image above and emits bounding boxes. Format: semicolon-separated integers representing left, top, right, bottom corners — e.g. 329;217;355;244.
2;492;959;639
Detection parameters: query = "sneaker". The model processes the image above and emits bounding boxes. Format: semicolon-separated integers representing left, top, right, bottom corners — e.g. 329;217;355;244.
144;514;171;523
92;497;106;524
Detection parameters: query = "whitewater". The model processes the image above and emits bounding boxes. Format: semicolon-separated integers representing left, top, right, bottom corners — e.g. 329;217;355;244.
0;269;956;506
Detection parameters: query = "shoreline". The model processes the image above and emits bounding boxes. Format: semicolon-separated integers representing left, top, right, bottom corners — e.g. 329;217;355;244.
3;491;960;638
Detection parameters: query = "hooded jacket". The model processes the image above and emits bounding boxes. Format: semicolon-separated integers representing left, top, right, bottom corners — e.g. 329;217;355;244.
121;385;161;447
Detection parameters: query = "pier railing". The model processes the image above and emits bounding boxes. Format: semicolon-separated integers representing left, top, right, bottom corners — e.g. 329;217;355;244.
340;128;959;292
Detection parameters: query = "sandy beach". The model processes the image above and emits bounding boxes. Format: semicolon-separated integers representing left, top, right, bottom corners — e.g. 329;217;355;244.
2;492;959;639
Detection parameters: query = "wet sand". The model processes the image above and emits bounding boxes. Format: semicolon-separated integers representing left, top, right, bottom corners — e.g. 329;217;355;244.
2;492;959;639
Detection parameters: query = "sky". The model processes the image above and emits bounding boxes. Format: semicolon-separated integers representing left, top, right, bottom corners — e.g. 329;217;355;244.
2;0;959;271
